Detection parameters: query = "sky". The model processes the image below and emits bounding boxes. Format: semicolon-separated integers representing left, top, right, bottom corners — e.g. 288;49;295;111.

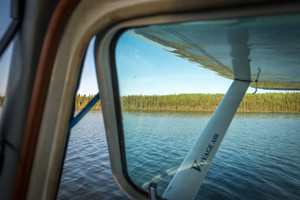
76;37;99;95
0;0;99;96
116;32;233;96
0;1;292;97
115;31;276;96
0;0;12;96
79;32;244;96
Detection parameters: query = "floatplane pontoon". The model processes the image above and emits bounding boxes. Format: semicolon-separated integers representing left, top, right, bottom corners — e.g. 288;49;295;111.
0;0;299;200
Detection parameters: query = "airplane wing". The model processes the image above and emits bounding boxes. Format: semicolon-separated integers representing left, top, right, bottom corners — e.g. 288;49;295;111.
129;14;300;199
133;14;300;90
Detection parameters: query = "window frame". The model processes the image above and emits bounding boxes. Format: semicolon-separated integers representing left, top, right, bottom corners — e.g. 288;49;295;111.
97;4;300;199
25;0;300;199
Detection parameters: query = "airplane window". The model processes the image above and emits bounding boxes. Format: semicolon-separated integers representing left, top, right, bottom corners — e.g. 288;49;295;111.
114;14;300;199
56;38;128;200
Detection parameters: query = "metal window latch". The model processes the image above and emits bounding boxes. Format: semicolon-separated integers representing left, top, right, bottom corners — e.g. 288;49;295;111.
252;67;261;94
148;182;158;200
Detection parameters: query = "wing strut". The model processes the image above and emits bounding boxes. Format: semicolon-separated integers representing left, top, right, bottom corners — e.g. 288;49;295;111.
162;80;249;200
163;27;251;200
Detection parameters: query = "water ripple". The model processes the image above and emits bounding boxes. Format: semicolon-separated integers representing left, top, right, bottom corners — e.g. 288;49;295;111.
57;111;300;200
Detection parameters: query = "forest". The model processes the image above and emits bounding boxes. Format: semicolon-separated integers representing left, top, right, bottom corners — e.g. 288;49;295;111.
75;93;299;113
121;93;300;113
1;93;299;113
75;94;102;110
0;96;4;107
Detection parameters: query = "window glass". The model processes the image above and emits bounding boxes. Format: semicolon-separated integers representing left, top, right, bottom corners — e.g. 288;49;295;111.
0;0;13;112
0;43;13;109
57;38;128;200
0;0;11;38
115;14;300;198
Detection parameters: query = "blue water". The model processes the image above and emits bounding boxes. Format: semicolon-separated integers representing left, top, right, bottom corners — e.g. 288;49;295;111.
57;111;128;200
124;111;300;199
53;110;300;199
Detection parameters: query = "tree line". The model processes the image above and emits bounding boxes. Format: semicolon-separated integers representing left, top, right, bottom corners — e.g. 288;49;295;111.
1;93;299;113
121;93;300;113
0;96;4;107
75;94;102;110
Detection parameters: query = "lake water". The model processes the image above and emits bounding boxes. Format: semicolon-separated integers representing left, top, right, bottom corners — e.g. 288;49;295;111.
56;110;300;199
2;107;298;199
57;111;127;200
123;111;300;199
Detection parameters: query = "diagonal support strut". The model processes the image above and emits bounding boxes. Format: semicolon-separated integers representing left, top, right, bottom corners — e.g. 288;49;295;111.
162;80;249;200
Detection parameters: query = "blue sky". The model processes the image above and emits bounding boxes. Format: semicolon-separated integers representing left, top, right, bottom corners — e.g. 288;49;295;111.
116;32;234;96
0;0;12;96
57;32;242;96
76;37;99;95
114;31;277;96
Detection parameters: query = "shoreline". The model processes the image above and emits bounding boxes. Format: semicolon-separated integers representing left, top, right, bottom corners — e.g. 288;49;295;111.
75;108;300;114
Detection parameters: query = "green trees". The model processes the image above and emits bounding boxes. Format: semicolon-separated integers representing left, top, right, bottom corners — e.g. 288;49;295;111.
1;93;298;113
122;94;223;111
14;93;295;113
75;94;101;110
0;96;4;107
237;93;300;113
121;93;300;113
